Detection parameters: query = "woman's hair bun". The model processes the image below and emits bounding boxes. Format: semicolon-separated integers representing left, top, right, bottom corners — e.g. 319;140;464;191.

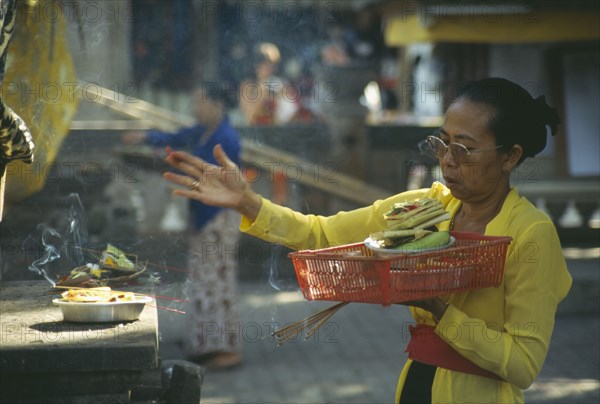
454;78;562;163
533;95;561;136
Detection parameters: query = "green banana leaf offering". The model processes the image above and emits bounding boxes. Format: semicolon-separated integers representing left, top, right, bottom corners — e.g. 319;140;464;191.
369;198;451;250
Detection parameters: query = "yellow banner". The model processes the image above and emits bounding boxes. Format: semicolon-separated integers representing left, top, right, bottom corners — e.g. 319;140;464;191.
3;1;79;209
385;8;600;45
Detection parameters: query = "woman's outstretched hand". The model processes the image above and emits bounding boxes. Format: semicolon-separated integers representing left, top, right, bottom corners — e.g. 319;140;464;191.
163;144;262;221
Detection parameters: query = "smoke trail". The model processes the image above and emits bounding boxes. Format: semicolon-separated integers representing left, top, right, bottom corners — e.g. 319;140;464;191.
65;193;87;265
268;244;298;292
24;193;89;286
28;224;62;286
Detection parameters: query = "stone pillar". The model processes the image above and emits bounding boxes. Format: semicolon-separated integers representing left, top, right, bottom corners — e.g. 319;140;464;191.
313;65;378;178
191;2;219;84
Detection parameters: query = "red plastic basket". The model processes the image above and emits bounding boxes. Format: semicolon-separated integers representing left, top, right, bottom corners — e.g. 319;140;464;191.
288;232;512;306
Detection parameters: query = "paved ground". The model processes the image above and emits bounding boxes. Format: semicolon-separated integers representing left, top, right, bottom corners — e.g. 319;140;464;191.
158;268;600;404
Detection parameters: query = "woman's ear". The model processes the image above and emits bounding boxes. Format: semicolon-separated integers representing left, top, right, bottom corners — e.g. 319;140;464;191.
502;144;524;173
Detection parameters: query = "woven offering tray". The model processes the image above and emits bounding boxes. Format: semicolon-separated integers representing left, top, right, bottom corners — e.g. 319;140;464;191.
55;245;147;288
288;232;512;306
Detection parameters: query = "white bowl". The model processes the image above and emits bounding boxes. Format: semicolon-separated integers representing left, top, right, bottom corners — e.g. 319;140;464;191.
53;296;153;323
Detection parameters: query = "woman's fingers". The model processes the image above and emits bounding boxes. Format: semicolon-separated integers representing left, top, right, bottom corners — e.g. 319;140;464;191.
164;145;244;192
163;171;196;189
171;188;202;200
213;144;237;170
166;150;208;170
166;146;234;173
166;159;203;181
164;168;235;208
165;151;207;178
163;172;207;201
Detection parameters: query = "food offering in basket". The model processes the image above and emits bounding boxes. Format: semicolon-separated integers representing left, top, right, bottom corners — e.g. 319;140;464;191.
282;232;513;345
278;198;513;345
55;244;147;288
365;229;455;255
365;198;453;255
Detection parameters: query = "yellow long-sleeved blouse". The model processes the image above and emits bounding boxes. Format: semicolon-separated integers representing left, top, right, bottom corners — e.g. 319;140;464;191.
240;182;572;403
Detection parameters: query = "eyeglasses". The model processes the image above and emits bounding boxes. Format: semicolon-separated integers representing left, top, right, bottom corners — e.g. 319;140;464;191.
420;135;503;163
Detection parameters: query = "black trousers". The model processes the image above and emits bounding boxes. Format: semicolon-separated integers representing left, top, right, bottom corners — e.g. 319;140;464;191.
398;361;437;404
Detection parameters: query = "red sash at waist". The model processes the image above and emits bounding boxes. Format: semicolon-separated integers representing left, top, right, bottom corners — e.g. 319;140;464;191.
406;324;503;381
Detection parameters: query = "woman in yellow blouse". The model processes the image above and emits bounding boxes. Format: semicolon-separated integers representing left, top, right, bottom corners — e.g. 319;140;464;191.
162;78;572;403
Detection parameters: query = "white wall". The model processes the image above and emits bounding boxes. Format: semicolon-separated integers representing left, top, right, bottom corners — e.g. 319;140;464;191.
488;44;555;157
562;51;600;177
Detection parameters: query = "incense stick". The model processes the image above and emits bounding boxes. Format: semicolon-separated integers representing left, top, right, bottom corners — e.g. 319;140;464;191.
273;303;346;344
272;302;349;345
145;304;186;314
304;303;347;339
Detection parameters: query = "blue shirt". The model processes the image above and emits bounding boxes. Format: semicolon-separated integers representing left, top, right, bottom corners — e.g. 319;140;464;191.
145;115;241;230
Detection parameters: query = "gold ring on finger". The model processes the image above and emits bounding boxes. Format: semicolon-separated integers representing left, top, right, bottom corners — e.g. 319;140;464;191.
188;179;201;191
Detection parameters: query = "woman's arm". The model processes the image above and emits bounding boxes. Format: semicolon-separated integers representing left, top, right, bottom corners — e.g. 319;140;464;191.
163;146;432;250
240;196;394;250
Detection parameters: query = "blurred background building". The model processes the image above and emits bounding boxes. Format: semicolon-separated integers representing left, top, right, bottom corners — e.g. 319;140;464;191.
1;0;598;280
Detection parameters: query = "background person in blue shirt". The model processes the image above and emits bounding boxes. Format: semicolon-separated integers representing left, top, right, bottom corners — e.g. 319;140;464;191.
123;86;243;369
